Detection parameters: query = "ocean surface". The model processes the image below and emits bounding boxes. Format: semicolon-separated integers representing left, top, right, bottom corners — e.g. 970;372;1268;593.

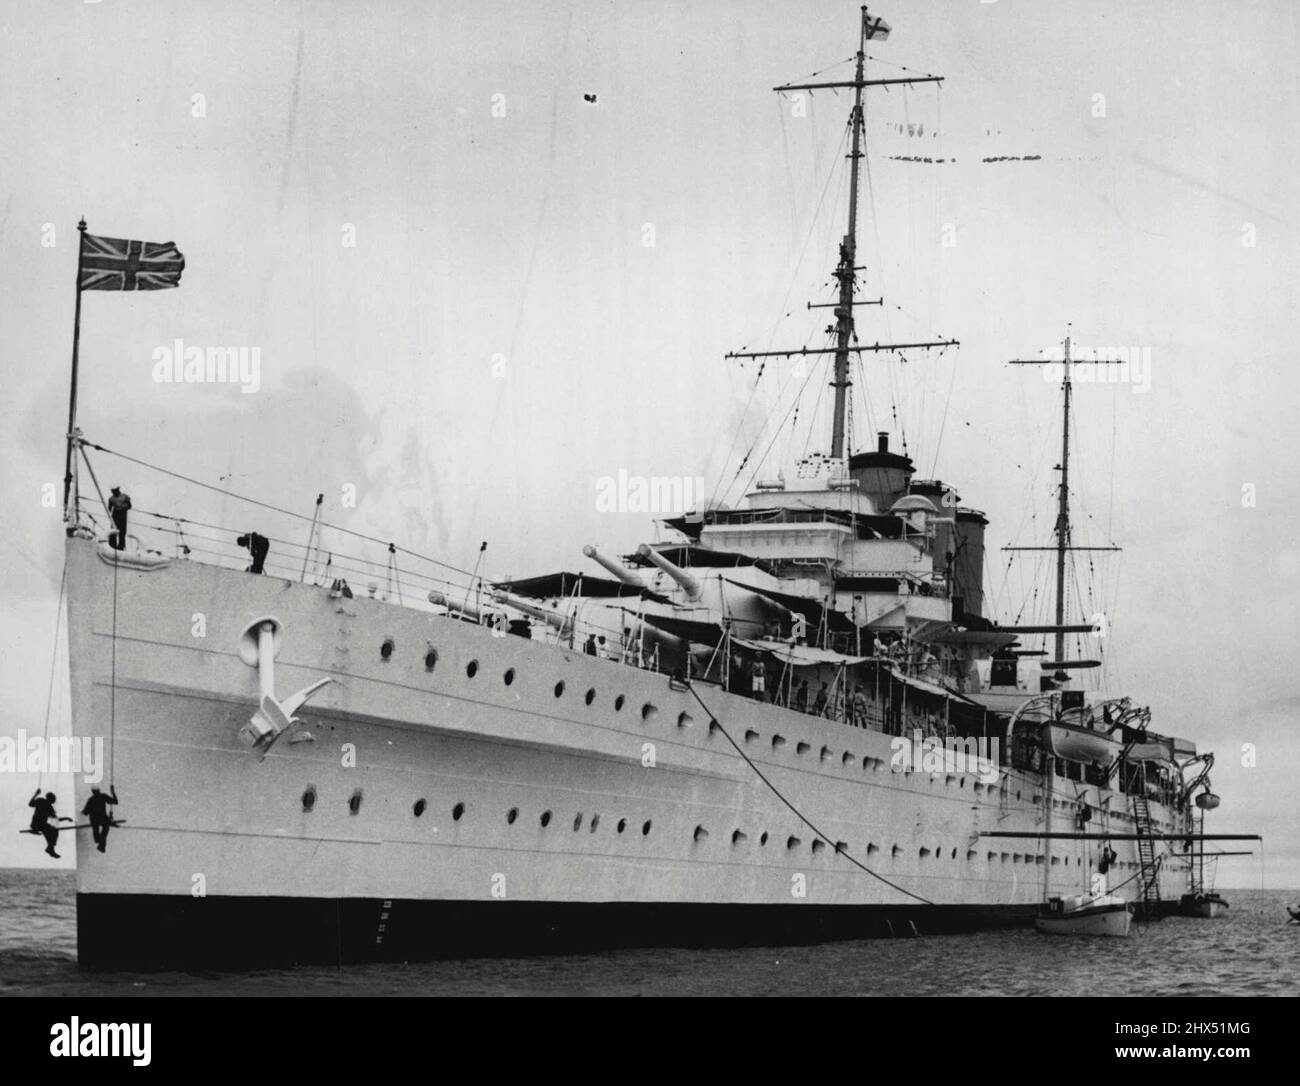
1;869;1296;996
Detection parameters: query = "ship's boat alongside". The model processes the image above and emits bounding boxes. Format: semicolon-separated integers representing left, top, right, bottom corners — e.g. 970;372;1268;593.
1035;895;1132;938
1178;892;1230;919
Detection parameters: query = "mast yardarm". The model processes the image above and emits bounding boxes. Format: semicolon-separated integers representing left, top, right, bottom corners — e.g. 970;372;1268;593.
726;7;955;459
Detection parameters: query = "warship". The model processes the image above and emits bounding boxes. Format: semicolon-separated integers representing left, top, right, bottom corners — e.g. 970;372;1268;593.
55;8;1249;967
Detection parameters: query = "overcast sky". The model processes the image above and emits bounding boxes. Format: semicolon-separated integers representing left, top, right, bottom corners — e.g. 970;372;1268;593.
0;0;1295;886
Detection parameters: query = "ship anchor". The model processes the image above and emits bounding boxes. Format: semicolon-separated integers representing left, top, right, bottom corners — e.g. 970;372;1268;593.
236;617;333;761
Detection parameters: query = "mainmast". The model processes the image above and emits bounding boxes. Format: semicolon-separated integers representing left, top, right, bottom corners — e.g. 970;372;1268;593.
725;7;955;460
1006;334;1120;677
828;15;870;459
1053;337;1073;665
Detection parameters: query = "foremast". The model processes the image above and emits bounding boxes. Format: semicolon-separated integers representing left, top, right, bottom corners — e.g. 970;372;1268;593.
725;7;955;460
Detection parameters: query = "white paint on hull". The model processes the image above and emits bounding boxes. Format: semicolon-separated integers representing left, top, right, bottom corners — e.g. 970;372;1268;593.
64;538;1188;911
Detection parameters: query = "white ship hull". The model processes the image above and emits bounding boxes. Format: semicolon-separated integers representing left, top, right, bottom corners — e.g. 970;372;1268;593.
64;538;1186;966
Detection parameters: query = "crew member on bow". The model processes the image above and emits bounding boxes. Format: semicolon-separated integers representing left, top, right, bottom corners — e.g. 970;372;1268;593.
107;487;131;550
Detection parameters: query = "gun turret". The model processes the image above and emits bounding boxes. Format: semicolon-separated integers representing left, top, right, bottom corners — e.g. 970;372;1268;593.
636;544;703;602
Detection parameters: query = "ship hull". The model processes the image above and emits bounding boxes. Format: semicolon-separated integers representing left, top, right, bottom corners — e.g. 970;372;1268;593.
63;538;1188;968
76;893;1039;967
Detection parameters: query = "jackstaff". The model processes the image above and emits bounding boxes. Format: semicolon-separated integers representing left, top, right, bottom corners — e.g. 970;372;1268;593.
63;220;186;527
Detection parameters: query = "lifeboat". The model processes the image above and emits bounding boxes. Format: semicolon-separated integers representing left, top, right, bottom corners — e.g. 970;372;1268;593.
1041;720;1121;764
1035;894;1132;937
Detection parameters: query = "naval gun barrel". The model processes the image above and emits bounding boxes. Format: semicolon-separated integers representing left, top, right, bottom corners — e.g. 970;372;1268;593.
429;589;486;621
491;589;572;631
582;544;646;588
636;543;703;602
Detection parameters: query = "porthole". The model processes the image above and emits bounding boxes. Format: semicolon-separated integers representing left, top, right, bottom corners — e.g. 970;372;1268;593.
466;659;479;678
380;638;395;660
452;802;465;821
617;818;627;834
842;752;854;766
951;848;957;859
641;703;658;722
590;814;600;833
573;812;583;831
772;735;786;749
812;839;825;854
585;688;596;706
759;832;769;846
677;712;693;728
302;786;317;812
614;694;626;712
745;729;759;743
554;680;565;698
892;844;900;857
920;847;931;857
348;789;362;815
820;746;832;762
641;819;652;836
796;741;810;755
507;807;519;825
413;798;426;817
694;825;709;842
787;835;802;850
540;810;552;828
504;667;516;686
424;648;438;671
732;829;747;845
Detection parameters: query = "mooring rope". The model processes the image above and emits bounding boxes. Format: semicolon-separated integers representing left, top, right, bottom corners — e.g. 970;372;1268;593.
685;681;936;905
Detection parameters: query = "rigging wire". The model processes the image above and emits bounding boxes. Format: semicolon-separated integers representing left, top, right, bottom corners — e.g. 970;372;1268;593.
38;561;69;792
710;120;851;511
84;440;478;581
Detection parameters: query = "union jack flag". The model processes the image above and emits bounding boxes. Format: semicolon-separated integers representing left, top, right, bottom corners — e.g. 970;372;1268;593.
79;232;185;291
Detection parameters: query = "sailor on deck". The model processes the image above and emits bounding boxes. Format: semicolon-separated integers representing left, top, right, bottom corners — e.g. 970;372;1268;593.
107;487;131;551
237;531;270;574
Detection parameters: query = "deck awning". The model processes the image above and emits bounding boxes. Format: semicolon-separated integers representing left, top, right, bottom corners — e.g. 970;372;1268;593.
725;579;857;634
731;638;870;667
636;612;727;647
